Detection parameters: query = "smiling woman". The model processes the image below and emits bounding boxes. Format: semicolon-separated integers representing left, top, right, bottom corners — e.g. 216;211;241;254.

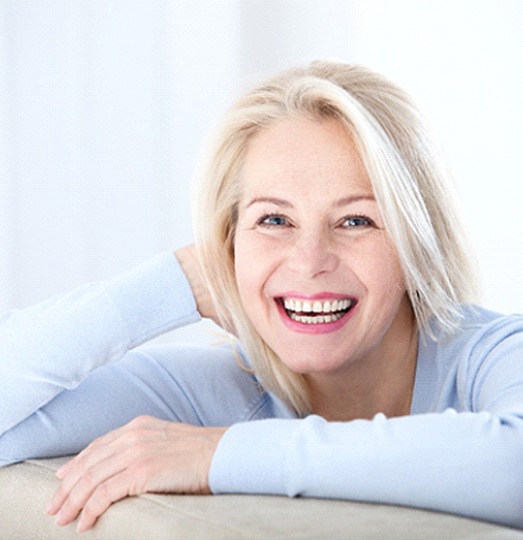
233;117;415;418
2;60;523;534
195;61;477;416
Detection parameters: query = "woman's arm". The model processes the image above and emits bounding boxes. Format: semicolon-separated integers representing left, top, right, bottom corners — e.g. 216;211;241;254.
211;410;523;528
209;318;523;529
0;251;201;437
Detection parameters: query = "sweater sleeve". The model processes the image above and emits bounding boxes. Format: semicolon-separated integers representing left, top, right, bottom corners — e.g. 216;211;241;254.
209;315;523;529
0;252;200;436
210;411;523;528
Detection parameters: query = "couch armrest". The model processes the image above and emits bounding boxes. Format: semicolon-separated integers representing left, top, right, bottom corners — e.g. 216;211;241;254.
2;458;523;539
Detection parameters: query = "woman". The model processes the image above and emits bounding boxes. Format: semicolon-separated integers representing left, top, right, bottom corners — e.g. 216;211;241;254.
2;60;523;533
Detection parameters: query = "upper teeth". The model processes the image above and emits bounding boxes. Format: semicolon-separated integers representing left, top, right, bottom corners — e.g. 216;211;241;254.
283;298;352;314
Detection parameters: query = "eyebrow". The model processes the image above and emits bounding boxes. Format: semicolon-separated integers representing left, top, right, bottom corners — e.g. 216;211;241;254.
244;195;376;209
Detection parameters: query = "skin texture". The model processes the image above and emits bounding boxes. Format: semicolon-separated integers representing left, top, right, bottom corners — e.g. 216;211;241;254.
47;417;226;533
47;115;417;532
234;117;417;421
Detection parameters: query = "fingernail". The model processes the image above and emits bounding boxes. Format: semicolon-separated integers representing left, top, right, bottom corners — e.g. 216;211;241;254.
76;518;88;534
55;510;66;526
45;501;56;515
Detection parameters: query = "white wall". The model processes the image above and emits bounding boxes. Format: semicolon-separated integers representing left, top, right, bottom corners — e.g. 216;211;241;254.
1;1;522;339
235;0;523;314
0;1;240;306
346;1;523;315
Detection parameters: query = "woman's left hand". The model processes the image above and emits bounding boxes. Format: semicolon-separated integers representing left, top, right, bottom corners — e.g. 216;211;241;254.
45;416;226;533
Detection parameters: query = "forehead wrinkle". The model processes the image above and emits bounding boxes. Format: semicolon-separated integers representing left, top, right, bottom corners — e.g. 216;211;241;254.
241;194;377;213
244;196;294;210
335;195;376;207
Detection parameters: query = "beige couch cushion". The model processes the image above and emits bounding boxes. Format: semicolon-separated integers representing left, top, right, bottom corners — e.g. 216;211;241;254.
2;457;523;539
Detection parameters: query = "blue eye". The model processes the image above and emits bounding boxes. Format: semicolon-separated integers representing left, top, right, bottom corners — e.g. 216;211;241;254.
257;214;288;227
342;215;374;228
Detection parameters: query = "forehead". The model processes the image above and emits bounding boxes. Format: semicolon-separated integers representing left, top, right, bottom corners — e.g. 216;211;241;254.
241;116;372;197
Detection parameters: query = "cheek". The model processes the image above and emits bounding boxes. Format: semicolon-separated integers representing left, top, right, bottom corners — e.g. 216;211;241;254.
234;233;265;305
379;253;405;288
359;241;406;299
385;247;406;288
234;232;283;326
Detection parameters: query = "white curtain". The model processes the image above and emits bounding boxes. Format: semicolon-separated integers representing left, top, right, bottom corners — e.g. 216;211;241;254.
1;0;522;324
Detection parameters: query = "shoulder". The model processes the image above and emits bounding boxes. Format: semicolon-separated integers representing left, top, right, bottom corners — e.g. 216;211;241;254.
425;305;523;372
428;304;523;355
414;305;523;413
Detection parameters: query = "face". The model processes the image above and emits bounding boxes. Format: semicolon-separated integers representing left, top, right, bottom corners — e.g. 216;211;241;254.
234;116;413;377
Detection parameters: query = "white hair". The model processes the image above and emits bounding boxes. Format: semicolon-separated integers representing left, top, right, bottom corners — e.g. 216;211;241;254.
194;60;480;415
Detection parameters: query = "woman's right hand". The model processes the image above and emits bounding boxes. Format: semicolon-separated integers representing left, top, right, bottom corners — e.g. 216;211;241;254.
47;416;226;533
174;245;220;326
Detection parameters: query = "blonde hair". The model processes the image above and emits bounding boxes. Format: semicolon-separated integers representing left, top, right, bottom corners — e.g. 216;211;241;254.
194;59;479;416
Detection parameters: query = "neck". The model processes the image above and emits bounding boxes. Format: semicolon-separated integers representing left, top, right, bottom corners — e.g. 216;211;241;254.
305;301;418;422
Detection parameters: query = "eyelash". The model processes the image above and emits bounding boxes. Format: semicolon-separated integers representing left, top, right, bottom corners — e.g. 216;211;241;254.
256;213;290;227
341;214;377;229
255;213;377;229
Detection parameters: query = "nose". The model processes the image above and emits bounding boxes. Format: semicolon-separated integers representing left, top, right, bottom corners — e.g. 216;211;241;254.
286;228;339;279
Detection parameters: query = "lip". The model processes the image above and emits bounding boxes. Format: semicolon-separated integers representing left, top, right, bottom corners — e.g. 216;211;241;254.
275;292;358;335
277;291;351;300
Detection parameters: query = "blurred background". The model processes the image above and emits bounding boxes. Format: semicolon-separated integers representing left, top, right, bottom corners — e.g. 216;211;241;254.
1;0;522;342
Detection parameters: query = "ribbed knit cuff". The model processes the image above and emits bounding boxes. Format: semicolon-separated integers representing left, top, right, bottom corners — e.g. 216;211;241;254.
104;251;201;348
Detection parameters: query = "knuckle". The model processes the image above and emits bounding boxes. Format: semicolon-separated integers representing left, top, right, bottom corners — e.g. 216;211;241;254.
77;468;95;491
122;431;143;447
129;415;151;428
59;490;83;518
73;454;89;473
125;468;145;495
79;503;98;523
52;484;68;501
67;490;85;510
93;482;112;505
87;436;104;449
126;444;146;463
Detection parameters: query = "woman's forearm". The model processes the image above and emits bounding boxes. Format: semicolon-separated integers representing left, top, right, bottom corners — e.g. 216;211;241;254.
0;252;200;436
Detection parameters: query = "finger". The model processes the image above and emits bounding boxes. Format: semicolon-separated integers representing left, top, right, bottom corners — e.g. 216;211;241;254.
56;415;158;482
75;471;135;533
47;444;117;517
49;416;158;517
53;454;128;527
55;427;126;480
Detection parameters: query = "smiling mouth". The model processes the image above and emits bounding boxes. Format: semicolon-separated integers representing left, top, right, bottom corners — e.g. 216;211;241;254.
278;297;355;325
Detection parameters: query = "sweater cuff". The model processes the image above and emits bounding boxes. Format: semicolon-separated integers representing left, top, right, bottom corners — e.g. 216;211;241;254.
209;418;303;496
104;251;201;348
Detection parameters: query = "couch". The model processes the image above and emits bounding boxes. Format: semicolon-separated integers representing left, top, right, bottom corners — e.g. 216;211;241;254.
2;457;523;539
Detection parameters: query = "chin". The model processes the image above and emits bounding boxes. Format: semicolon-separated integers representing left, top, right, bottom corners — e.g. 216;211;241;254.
275;348;349;376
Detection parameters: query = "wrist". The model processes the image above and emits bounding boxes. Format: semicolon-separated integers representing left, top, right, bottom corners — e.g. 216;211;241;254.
174;246;217;322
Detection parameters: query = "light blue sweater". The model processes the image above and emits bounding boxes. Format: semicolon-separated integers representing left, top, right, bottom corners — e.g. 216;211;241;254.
2;252;523;528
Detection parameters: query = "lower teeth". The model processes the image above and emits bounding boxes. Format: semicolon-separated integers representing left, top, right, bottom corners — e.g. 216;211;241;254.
288;311;346;324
